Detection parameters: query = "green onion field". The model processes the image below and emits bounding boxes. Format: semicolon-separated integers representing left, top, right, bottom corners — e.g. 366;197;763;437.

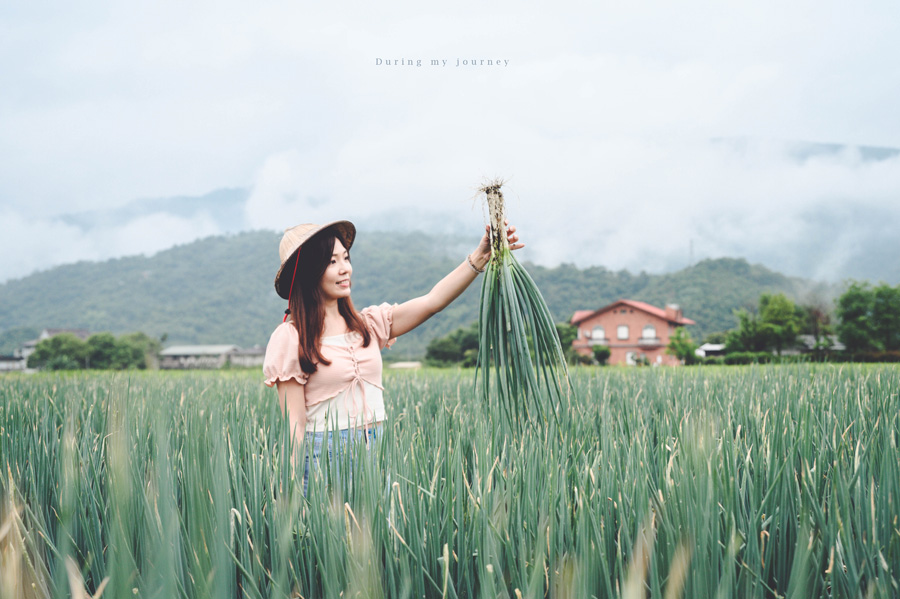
1;365;898;598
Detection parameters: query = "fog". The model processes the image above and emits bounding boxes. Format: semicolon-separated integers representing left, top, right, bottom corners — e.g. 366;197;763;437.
2;1;899;284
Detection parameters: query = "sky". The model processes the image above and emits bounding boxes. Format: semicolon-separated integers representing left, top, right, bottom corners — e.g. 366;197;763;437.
2;1;900;284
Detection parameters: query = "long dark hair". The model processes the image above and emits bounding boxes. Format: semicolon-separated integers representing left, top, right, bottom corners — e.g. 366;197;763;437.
287;228;371;375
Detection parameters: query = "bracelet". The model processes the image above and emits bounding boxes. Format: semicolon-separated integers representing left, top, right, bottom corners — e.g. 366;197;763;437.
467;254;486;274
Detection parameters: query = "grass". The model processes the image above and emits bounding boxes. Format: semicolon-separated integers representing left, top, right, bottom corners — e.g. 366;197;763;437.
0;364;898;598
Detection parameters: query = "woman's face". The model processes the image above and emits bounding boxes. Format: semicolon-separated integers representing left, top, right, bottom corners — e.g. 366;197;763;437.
318;238;352;302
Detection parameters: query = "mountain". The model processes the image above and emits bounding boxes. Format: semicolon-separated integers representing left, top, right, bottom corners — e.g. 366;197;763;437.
5;137;899;288
0;230;476;360
59;187;251;234
0;230;840;358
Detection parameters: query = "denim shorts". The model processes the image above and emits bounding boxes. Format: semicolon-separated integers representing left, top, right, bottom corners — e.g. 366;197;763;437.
302;424;382;495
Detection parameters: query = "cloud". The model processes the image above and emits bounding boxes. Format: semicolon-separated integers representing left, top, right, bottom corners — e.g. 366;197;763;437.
0;211;98;281
243;150;338;231
0;209;221;282
3;1;900;215
2;135;898;286
242;137;900;284
3;1;900;284
99;212;223;257
507;138;900;279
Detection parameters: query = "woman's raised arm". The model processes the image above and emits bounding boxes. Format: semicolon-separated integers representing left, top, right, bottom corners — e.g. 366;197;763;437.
389;224;523;338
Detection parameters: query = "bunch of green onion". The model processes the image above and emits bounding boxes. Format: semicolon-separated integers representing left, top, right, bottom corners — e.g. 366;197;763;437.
476;180;571;430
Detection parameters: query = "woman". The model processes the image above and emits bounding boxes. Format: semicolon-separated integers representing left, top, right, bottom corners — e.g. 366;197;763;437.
263;219;522;487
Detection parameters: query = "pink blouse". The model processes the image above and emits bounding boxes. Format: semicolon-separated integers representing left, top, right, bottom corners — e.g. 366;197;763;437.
263;303;397;409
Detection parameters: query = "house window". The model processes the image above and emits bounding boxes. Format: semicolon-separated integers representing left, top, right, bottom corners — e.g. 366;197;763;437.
617;325;629;340
626;351;637;366
592;326;605;341
642;324;656;339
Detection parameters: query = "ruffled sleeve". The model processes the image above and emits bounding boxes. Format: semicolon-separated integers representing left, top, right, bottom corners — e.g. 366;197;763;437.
361;303;397;349
263;322;310;387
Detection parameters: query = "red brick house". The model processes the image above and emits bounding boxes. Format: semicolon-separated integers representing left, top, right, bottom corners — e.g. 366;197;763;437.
571;300;695;366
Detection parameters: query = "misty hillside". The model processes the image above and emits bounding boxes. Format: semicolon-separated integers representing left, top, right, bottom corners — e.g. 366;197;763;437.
0;229;839;358
17;136;896;290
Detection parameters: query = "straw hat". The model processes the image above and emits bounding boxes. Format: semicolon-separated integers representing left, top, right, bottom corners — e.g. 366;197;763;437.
274;220;356;299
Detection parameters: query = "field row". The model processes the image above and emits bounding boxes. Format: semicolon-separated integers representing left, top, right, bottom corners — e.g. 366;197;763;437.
1;365;898;598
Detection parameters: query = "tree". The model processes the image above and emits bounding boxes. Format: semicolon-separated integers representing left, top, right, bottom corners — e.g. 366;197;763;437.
86;332;158;370
837;282;876;354
425;336;463;366
87;332;118;369
871;284;900;351
758;292;800;356
557;322;584;364
835;282;900;355
797;299;834;351
725;309;767;353
27;331;162;371
424;323;479;367
592;345;611;365
117;332;163;369
703;331;728;345
27;334;89;370
555;323;577;350
666;327;698;364
726;293;800;355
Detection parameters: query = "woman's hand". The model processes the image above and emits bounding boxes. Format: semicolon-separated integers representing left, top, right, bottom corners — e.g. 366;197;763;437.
470;220;524;271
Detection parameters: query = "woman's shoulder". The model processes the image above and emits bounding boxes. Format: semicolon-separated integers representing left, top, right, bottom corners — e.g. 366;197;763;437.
359;303;397;348
360;302;394;317
270;320;298;337
266;321;299;348
359;302;395;327
263;322;307;387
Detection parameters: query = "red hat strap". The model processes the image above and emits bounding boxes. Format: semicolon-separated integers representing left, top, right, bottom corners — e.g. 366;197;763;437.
282;250;301;323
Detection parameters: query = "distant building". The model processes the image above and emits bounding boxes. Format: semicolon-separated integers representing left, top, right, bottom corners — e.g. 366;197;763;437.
158;344;266;369
229;346;266;368
38;328;91;340
571;300;696;366
0;355;26;372
696;343;726;358
159;345;240;369
387;361;422;370
782;334;845;356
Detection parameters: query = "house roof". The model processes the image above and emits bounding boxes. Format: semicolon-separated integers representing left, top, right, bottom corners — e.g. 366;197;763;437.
571;299;696;326
232;346;265;356
160;345;239;356
571;310;594;323
42;328;91;340
24;328;93;348
698;343;726;352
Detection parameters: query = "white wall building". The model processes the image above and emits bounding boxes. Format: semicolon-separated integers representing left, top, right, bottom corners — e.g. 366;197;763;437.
159;345;240;370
